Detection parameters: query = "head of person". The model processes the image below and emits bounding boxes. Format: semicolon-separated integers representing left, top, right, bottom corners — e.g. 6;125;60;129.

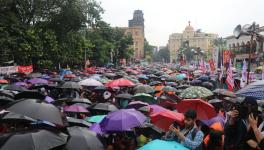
239;96;258;119
184;109;197;128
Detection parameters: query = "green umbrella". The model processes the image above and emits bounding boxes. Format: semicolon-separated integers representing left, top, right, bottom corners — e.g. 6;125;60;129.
85;115;106;123
179;86;213;99
133;93;155;104
134;85;155;94
161;86;177;92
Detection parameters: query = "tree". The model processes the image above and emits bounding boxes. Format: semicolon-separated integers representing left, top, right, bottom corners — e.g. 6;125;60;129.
144;39;155;62
153;47;170;63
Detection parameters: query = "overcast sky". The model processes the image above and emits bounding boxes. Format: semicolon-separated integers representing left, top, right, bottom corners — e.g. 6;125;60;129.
98;0;264;46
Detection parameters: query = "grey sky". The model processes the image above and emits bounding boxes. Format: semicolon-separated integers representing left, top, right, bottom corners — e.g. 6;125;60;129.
98;0;264;46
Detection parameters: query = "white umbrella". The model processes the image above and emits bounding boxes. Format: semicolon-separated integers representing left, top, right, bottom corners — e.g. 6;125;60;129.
79;79;103;87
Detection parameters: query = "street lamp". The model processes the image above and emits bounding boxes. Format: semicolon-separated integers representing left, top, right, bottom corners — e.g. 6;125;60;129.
233;22;264;84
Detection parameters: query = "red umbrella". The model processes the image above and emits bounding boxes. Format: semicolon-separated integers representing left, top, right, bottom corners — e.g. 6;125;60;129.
175;99;217;120
64;74;76;78
150;110;184;132
105;78;135;88
0;79;8;84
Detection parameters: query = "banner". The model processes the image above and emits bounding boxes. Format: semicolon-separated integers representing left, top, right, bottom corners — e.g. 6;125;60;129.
0;66;18;74
18;65;33;74
208;59;215;72
223;50;231;66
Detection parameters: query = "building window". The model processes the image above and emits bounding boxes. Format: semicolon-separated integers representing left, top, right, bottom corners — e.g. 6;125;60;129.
135;31;139;36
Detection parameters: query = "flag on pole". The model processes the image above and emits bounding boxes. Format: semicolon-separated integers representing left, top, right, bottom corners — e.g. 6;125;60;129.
241;59;247;88
219;61;223;82
226;60;234;91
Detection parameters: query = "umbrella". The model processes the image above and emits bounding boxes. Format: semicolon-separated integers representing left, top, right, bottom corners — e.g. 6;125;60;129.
67;117;92;127
68;98;92;105
64;126;104;150
85;115;106;123
0;90;15;98
175;99;217;120
6;99;66;126
100;109;146;131
60;81;82;89
64;105;89;113
14;82;28;87
44;96;54;103
176;74;186;80
179;86;213;99
149;81;161;86
0;129;68;150
79;79;103;87
105;78;135;87
150;110;184;131
116;93;133;100
138;75;149;80
126;101;149;109
14;91;46;100
0;96;14;106
161;86;178;92
89;123;105;135
213;89;236;98
201;115;225;128
193;70;203;76
90;103;118;112
28;72;42;78
0;79;9;84
139;139;189;150
201;82;214;90
134;85;155;94
64;74;77;78
236;80;264;99
93;86;107;92
208;99;223;104
4;84;27;92
136;123;164;139
133;93;155;104
0;111;36;123
28;78;48;85
198;75;210;82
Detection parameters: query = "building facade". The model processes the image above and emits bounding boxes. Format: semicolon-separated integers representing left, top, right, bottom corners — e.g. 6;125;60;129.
225;26;264;70
123;10;145;61
168;22;218;63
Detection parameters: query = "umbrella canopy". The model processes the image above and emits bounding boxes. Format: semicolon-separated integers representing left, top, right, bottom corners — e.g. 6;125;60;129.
14;82;28;87
236;80;264;99
79;79;103;87
179;86;213;99
139;139;189;150
0;129;68;150
0;96;14;106
85;115;106;123
0;111;36;123
67;117;92;127
198;75;210;82
89;123;105;135
161;86;178;93
150;110;184;131
28;72;42;78
64;126;104;150
105;78;135;87
6;99;65;126
133;93;155;104
201;115;225;128
176;74;186;80
4;84;27;92
134;85;155;94
116;93;133;100
64;105;89;113
69;98;92;105
126;101;149;109
213;89;236;98
100;109;146;131
149;81;161;86
14;91;46;100
28;78;48;85
90;103;118;112
176;99;217;120
60;81;82;89
0;79;9;84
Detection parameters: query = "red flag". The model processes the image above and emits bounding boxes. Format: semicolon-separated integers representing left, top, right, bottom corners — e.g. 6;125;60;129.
226;60;234;91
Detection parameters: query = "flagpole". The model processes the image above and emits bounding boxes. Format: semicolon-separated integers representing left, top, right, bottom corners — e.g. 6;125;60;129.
247;34;254;85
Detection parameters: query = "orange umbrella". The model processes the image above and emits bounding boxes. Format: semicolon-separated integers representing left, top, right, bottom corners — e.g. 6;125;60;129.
154;85;164;97
64;74;76;78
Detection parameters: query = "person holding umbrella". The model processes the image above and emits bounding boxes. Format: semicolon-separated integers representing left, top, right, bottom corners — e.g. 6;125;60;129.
164;109;204;150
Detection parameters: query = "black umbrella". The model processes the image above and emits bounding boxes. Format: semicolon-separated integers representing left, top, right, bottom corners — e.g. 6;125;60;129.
0;90;15;99
90;103;118;112
60;81;82;89
136;123;164;139
93;86;107;92
14;90;46;100
149;81;161;86
6;99;66;126
70;98;92;105
4;84;27;92
67;117;92;127
0;96;14;106
0;129;68;150
64;126;104;150
27;72;42;78
116;93;133;100
0;111;36;123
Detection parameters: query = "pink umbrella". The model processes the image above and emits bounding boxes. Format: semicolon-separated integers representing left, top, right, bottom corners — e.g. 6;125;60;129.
64;105;89;113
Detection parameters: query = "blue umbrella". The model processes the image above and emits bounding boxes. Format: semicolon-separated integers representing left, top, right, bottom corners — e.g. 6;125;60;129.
85;115;106;123
236;80;264;99
139;139;189;150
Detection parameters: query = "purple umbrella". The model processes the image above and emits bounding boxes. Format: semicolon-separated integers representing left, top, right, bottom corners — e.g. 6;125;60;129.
64;105;89;113
201;115;225;128
15;82;27;87
89;123;105;135
45;96;54;103
126;101;149;109
28;78;48;84
100;109;146;131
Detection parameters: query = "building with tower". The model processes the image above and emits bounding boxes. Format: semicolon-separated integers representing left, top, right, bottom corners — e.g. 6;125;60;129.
168;22;218;63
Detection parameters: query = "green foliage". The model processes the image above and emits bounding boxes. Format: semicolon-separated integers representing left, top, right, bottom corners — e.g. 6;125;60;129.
153;47;170;63
0;0;133;69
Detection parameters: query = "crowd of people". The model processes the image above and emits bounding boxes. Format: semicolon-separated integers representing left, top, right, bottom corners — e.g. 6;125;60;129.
0;64;264;150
